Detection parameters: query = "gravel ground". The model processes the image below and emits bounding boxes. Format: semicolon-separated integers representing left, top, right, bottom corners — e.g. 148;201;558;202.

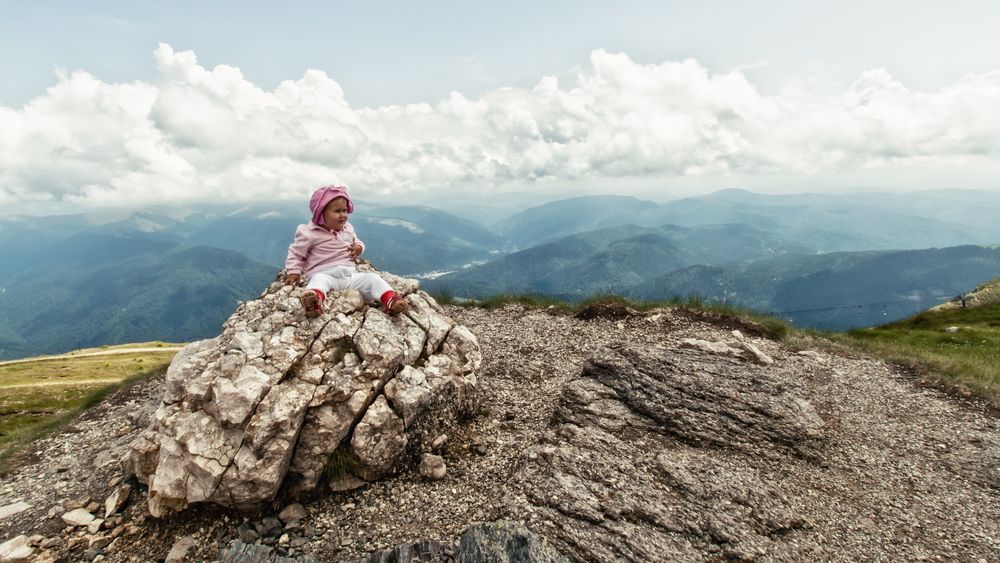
0;304;997;561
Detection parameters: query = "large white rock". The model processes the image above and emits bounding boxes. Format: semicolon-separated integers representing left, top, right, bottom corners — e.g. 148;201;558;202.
0;535;32;562
405;293;455;356
125;269;479;516
0;501;30;521
385;356;458;426
61;508;95;527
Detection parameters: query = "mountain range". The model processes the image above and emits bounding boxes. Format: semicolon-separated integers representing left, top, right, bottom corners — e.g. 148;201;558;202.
423;222;819;299
3;188;1000;359
628;245;1000;330
495;189;1000;250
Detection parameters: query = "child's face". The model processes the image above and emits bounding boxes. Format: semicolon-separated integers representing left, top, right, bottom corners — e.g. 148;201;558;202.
322;197;349;230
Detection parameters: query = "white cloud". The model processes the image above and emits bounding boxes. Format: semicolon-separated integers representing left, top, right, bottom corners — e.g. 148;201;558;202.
2;44;999;210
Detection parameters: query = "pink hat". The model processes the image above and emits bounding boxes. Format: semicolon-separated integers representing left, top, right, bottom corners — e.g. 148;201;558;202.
309;185;354;226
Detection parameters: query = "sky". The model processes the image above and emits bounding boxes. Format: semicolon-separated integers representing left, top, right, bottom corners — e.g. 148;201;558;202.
2;1;1000;214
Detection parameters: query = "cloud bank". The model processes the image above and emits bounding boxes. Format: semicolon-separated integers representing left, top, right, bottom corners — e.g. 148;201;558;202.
2;44;999;209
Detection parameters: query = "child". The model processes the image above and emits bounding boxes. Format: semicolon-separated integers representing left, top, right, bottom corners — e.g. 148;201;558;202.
284;185;409;318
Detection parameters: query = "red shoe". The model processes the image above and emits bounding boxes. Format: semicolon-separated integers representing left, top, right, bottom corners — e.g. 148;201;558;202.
385;295;409;315
299;289;324;318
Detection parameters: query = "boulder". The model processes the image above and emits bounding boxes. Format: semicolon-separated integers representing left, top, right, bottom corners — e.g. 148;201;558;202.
514;343;825;560
458;521;567;562
217;540;322;563
277;503;307;524
124;271;480;516
419;453;447;480
369;521;567;562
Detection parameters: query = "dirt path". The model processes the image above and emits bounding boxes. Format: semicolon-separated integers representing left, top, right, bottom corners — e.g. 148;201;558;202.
0;378;125;389
0;347;182;368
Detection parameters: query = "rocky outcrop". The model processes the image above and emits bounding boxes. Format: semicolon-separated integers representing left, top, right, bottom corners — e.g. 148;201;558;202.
5;303;999;561
123;271;480;516
456;521;567;562
579;343;822;456
514;342;826;560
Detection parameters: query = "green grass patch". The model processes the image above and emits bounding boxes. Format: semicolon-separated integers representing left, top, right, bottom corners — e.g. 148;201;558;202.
0;350;177;471
836;302;1000;407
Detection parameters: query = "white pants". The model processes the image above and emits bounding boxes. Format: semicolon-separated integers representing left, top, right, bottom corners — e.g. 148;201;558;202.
306;265;392;302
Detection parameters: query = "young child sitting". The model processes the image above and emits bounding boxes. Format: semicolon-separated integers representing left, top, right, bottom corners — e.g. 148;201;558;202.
284;185;409;318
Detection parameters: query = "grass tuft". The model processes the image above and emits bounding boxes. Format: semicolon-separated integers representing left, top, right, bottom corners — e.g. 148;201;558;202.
426;290;458;306
322;443;364;483
671;296;791;341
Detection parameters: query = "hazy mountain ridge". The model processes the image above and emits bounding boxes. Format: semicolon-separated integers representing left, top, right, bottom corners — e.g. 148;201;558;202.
495;189;1000;252
0;233;276;360
629;245;1000;330
424;222;818;299
431;216;1000;330
177;205;509;274
0;202;507;359
494;195;656;247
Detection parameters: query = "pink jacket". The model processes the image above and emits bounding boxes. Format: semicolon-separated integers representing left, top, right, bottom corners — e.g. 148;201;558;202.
285;221;366;276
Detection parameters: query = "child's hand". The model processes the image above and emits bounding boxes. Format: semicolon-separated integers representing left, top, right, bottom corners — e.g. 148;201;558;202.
284;273;301;286
349;243;362;259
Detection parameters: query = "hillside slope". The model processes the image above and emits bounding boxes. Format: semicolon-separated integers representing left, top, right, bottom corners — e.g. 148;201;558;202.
841;280;1000;404
0;234;276;360
0;344;178;462
0;303;996;561
930;275;1000;311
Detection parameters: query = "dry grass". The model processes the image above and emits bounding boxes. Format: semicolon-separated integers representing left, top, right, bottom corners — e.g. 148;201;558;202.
59;340;183;356
0;344;179;466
